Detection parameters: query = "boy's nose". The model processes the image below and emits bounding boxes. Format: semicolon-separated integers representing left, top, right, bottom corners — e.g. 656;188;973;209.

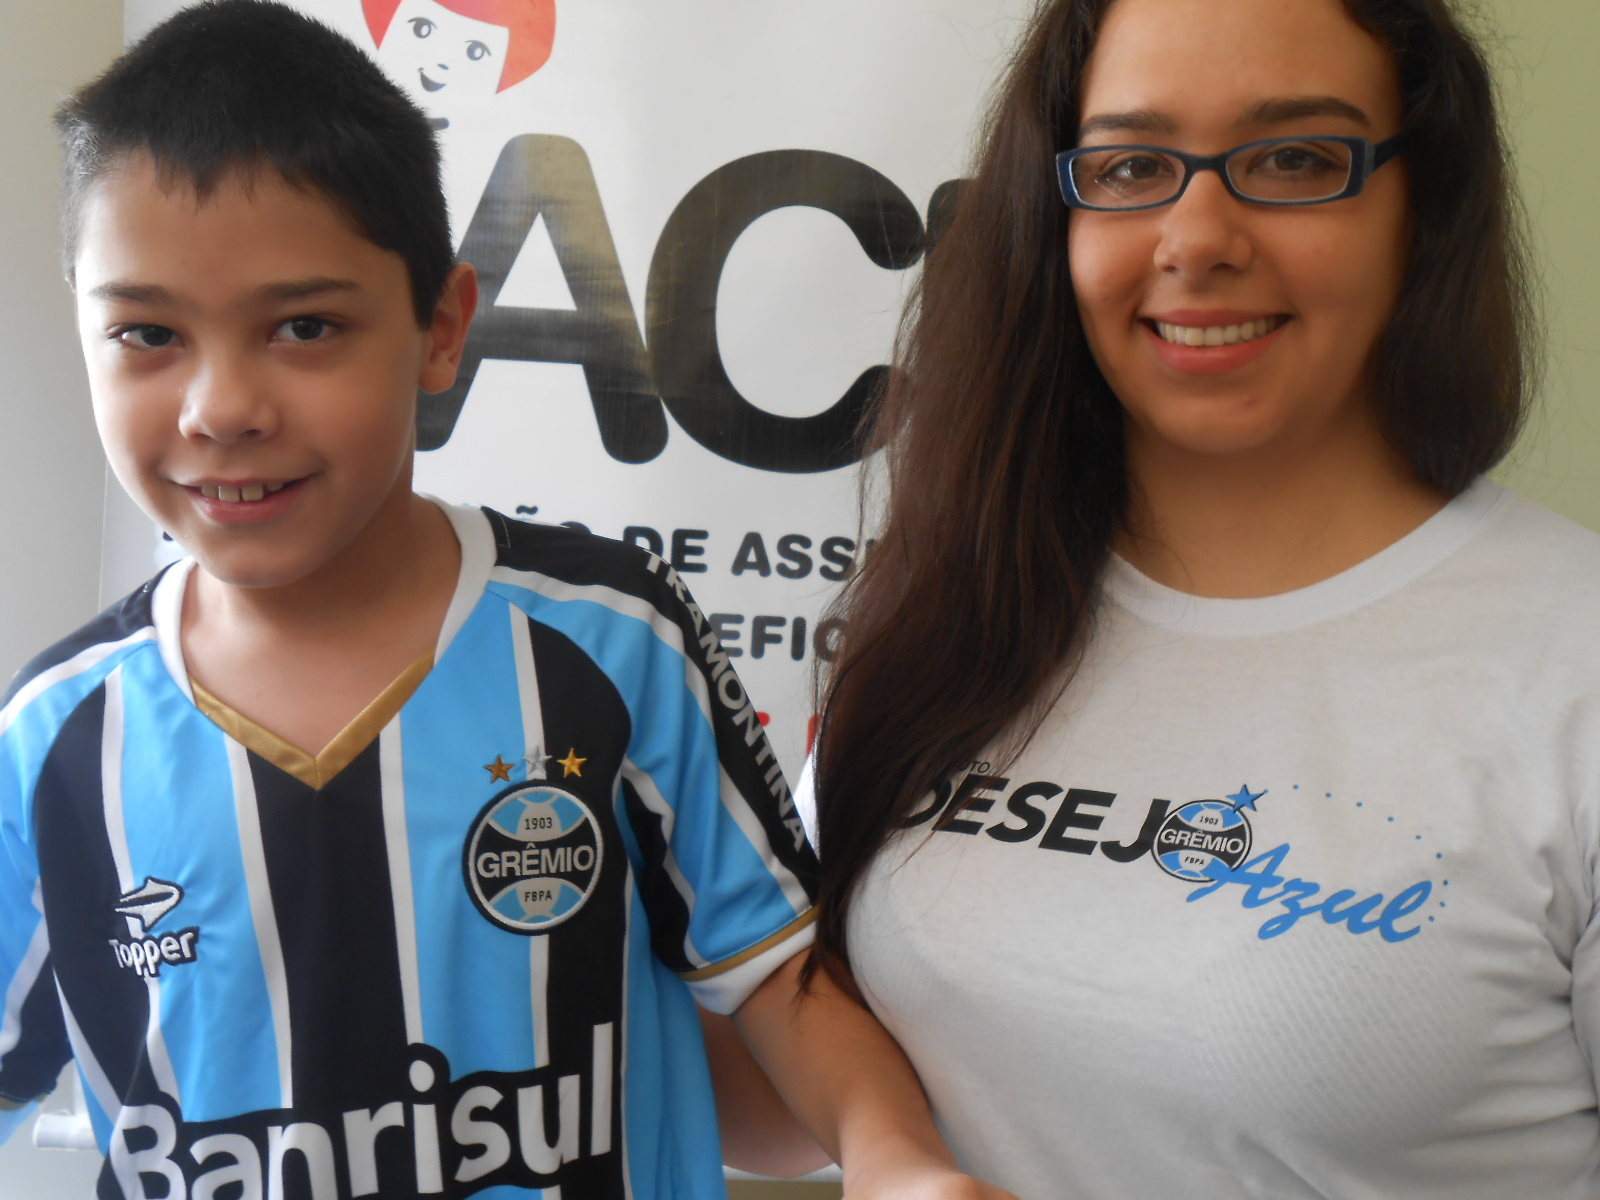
177;360;278;444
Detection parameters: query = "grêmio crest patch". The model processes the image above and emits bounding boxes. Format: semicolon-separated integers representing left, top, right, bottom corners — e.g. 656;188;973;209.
464;784;602;934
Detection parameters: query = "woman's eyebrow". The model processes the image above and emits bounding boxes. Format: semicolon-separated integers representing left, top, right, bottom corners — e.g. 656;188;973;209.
1077;108;1177;139
1077;96;1372;142
1237;95;1372;127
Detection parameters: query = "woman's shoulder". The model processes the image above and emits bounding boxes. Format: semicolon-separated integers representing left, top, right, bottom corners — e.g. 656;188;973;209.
1437;481;1600;638
1463;481;1600;580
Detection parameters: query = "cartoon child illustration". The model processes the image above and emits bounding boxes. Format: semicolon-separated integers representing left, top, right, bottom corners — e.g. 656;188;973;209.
365;0;555;129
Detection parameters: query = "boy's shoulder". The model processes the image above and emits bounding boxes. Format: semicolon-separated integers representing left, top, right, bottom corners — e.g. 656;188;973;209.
2;574;164;714
478;508;697;620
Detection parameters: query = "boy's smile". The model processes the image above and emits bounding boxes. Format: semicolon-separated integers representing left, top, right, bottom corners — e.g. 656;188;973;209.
71;155;474;593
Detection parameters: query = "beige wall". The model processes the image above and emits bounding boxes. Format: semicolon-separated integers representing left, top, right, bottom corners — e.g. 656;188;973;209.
1485;0;1600;525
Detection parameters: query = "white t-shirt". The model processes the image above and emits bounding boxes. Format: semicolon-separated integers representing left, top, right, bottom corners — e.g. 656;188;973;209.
826;481;1600;1199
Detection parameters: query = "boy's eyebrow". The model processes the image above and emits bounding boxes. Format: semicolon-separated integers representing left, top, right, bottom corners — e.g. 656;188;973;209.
84;277;365;305
252;277;365;303
1076;96;1371;141
85;282;175;304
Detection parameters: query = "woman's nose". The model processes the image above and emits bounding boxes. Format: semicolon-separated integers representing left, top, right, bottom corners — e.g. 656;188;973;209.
1152;169;1256;280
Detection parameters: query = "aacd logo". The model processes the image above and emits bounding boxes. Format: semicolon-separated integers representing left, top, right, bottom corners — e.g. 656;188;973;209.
465;785;602;933
1154;801;1253;883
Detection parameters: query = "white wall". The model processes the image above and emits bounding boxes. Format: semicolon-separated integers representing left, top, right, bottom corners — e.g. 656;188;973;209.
0;1;122;686
0;6;123;1192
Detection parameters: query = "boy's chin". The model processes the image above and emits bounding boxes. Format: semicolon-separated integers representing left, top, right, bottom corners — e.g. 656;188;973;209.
188;544;336;594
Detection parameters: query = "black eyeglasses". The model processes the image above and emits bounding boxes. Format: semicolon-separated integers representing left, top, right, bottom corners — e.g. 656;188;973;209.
1057;134;1405;211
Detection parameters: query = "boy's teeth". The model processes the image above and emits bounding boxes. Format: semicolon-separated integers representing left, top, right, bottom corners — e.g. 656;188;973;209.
200;483;283;502
1156;317;1279;346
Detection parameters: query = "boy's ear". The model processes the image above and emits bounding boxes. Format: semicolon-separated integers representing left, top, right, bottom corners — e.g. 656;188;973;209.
418;263;480;395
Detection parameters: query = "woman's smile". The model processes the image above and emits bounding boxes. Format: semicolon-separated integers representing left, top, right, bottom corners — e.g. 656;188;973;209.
1146;314;1287;347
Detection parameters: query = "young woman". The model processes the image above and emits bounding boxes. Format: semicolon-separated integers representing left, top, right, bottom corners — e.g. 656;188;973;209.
810;0;1600;1195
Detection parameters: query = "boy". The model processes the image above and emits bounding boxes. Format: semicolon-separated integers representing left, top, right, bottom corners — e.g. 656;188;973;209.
0;4;1013;1199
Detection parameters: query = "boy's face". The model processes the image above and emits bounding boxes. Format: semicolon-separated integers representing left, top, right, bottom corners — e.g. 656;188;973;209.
72;156;472;591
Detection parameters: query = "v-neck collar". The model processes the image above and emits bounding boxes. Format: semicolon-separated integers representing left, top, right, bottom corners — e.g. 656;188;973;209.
190;653;431;788
151;497;498;788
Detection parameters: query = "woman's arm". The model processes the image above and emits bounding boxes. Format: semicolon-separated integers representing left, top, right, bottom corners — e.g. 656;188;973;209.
700;1006;835;1177
730;951;1019;1199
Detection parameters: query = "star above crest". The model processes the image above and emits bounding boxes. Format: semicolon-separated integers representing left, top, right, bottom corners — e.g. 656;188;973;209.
1227;784;1266;811
523;746;552;780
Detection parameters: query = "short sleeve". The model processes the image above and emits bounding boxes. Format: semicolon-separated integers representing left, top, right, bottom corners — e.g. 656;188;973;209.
618;560;820;1014
0;690;73;1127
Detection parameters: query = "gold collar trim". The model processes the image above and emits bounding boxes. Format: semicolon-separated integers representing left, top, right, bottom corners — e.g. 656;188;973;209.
191;653;433;789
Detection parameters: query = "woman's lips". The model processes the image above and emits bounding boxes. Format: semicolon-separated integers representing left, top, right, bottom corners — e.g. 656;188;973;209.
1151;315;1286;347
1142;315;1291;375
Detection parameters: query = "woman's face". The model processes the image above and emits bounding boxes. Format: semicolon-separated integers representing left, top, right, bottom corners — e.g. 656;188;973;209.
1069;0;1409;466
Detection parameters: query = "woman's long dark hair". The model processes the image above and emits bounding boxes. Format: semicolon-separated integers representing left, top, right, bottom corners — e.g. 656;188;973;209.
811;0;1536;987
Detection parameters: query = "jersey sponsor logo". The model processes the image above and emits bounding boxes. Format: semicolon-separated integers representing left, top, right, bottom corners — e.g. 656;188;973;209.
109;876;201;978
916;768;1437;944
106;1037;616;1200
464;783;602;932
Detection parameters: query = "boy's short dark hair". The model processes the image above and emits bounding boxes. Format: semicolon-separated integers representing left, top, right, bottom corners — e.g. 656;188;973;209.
56;0;454;325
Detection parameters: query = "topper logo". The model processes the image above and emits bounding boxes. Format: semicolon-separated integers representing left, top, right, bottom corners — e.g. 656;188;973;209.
418;136;965;474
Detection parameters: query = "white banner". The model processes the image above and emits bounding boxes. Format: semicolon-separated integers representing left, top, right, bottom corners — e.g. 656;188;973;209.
115;0;1033;778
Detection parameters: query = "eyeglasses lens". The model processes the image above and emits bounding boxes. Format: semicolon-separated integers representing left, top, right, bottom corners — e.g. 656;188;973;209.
1070;149;1186;208
1070;139;1357;208
1226;139;1354;202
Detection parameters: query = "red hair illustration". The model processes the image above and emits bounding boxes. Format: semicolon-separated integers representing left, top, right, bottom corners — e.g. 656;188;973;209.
363;0;555;91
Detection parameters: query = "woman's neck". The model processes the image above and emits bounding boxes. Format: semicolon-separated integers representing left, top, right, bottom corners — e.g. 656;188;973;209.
1117;418;1449;600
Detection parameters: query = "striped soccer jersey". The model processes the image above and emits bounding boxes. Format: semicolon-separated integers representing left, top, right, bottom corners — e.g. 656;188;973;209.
0;501;818;1200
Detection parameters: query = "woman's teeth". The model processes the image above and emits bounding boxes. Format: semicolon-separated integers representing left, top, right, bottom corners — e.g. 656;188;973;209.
1155;317;1280;347
199;482;286;503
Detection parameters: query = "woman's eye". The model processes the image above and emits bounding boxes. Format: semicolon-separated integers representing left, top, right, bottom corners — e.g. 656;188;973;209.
116;325;176;350
408;17;434;38
1270;150;1315;171
466;40;490;61
1258;145;1340;177
1107;155;1168;182
278;317;331;343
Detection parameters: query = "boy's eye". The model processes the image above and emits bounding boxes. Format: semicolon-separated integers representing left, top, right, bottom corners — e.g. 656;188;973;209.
466;40;490;61
278;317;332;343
116;325;177;350
408;17;434;38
